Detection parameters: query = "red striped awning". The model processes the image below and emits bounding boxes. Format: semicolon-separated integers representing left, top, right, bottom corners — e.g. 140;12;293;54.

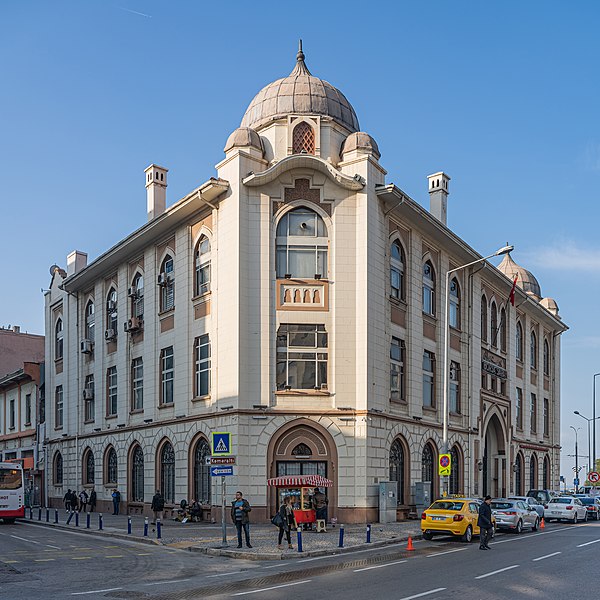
267;474;333;488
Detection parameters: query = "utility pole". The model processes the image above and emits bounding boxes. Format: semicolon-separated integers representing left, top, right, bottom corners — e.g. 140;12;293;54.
571;426;581;493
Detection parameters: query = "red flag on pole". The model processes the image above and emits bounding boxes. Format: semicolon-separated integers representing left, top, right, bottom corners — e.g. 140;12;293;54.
509;275;518;306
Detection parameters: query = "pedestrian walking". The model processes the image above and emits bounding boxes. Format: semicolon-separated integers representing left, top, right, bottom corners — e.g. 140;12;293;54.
70;489;79;513
478;495;494;550
112;488;121;515
151;489;165;524
78;489;89;513
311;487;329;522
64;489;72;513
277;495;297;550
230;491;252;548
89;488;97;512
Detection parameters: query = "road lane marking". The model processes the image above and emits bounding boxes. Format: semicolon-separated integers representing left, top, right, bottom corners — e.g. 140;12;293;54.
298;555;332;563
46;544;61;549
427;548;467;557
398;589;447;600
71;588;123;596
146;579;191;586
10;535;41;545
577;538;600;547
232;580;312;596
72;557;92;560
34;559;55;562
137;553;152;555
475;565;519;579
4;561;19;564
105;555;124;558
263;563;288;568
533;552;561;561
206;571;244;578
354;559;406;572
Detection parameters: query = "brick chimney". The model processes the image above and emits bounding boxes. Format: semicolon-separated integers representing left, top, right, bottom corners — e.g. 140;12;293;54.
428;171;450;226
145;164;168;221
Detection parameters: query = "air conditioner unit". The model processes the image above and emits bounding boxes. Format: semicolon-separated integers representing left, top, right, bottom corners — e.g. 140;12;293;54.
128;316;142;332
80;339;93;354
123;320;130;333
105;328;116;341
127;287;137;298
157;273;167;286
107;300;117;311
83;389;94;400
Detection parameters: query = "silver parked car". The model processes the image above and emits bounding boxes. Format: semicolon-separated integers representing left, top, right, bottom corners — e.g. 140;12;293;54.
491;498;540;533
545;496;588;523
509;495;545;518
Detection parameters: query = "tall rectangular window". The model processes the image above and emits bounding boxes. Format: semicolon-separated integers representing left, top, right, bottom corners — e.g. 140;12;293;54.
107;366;118;416
25;393;32;426
516;387;523;429
530;393;537;433
449;362;460;413
131;357;144;411
543;398;549;436
161;347;174;405
276;324;328;390
55;385;63;428
194;335;211;397
9;399;15;429
84;374;95;422
422;350;435;408
390;337;405;401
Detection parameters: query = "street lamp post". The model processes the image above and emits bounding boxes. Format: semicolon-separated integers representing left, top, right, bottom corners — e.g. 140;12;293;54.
593;373;600;471
441;244;514;497
570;426;580;493
574;411;600;482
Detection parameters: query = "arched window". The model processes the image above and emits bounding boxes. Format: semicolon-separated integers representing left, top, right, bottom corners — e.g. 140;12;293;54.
84;449;95;485
481;296;488;342
292;121;315;154
193;439;211;505
131;445;144;502
543;456;551;489
105;447;118;484
543;339;550;376
515;453;524;495
276;207;328;279
160;442;175;504
390;240;405;301
530;330;537;369
54;452;63;485
159;255;175;312
449;445;461;495
516;321;523;362
389;439;406;504
422;443;434;483
449;278;460;328
422;261;435;316
55;318;63;360
194;236;211;296
529;455;537;490
85;300;95;341
490;301;498;348
106;288;117;335
500;308;507;352
131;273;144;320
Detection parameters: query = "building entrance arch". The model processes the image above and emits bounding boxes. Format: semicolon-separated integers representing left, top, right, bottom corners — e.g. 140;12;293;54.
482;412;507;498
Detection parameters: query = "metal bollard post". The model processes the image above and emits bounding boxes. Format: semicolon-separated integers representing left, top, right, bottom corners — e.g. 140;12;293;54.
99;513;103;530
29;507;33;520
296;526;303;552
38;508;42;521
86;513;91;529
46;508;49;522
156;519;162;540
75;512;79;527
127;517;132;535
338;524;345;548
366;523;371;543
54;508;58;524
144;517;148;537
66;511;74;525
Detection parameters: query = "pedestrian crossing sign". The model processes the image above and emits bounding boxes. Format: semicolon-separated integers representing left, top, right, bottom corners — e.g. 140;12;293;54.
211;432;232;455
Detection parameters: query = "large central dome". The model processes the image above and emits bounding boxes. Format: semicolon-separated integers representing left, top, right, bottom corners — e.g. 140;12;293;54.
241;42;359;133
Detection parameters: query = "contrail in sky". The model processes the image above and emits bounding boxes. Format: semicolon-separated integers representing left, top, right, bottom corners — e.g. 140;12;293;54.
118;6;152;18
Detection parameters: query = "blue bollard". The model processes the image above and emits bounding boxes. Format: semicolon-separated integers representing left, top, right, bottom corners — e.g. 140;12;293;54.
38;508;42;521
54;509;58;524
339;524;345;548
86;513;90;529
156;519;162;540
144;517;148;537
75;512;79;527
297;526;303;552
45;508;49;522
99;513;103;530
366;523;371;543
66;512;74;525
127;517;132;535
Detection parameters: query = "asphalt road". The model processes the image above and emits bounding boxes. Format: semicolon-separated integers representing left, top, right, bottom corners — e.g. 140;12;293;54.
2;520;599;599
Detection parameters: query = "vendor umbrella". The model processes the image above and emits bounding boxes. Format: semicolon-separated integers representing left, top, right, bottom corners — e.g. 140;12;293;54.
267;474;333;488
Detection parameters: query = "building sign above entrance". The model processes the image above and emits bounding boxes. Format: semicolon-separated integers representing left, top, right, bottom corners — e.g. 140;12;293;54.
481;349;507;380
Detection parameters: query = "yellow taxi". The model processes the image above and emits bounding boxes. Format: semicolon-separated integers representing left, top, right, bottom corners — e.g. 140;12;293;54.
421;497;496;543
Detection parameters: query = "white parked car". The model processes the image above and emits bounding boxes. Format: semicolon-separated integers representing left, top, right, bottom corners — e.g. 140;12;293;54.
545;497;588;523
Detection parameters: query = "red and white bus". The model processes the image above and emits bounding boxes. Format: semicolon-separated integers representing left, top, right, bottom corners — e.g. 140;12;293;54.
0;462;25;523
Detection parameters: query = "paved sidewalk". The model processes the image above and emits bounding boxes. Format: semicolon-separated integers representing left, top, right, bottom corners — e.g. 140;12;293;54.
22;508;422;559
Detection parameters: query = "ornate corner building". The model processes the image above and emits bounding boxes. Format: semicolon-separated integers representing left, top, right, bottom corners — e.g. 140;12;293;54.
43;44;567;521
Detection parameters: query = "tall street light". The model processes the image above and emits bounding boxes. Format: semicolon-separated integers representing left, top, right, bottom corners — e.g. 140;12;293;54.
593;373;600;471
442;244;514;497
570;426;581;493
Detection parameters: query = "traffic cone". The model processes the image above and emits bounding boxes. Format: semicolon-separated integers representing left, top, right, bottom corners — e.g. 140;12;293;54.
406;536;415;551
540;517;545;529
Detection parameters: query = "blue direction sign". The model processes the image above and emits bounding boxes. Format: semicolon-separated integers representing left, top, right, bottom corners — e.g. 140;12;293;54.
211;432;232;455
211;466;234;477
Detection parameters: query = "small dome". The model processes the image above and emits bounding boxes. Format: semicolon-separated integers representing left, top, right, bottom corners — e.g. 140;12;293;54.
341;132;380;159
241;42;359;133
540;297;560;317
497;254;542;298
224;127;263;153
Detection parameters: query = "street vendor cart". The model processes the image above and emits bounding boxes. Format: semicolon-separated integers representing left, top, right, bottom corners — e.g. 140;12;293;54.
267;474;333;525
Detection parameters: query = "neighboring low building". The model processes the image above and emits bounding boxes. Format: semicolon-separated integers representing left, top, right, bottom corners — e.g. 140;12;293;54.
43;45;567;521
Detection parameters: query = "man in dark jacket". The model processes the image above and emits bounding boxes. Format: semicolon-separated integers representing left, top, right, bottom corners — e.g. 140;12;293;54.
230;491;252;548
151;490;165;524
478;495;493;550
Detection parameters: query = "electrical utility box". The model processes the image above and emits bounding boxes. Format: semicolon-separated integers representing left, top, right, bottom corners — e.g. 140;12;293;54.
379;481;398;523
414;481;432;517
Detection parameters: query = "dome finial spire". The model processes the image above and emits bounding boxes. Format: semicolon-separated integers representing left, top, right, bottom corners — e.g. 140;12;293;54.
291;39;311;76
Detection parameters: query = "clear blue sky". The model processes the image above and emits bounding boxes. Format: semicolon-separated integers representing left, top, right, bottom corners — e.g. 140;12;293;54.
2;1;598;482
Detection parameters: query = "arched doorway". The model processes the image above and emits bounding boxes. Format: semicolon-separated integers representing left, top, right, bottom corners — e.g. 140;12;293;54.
482;413;507;497
543;455;550;489
421;441;439;500
389;437;409;505
515;452;524;495
529;454;538;490
449;444;463;495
